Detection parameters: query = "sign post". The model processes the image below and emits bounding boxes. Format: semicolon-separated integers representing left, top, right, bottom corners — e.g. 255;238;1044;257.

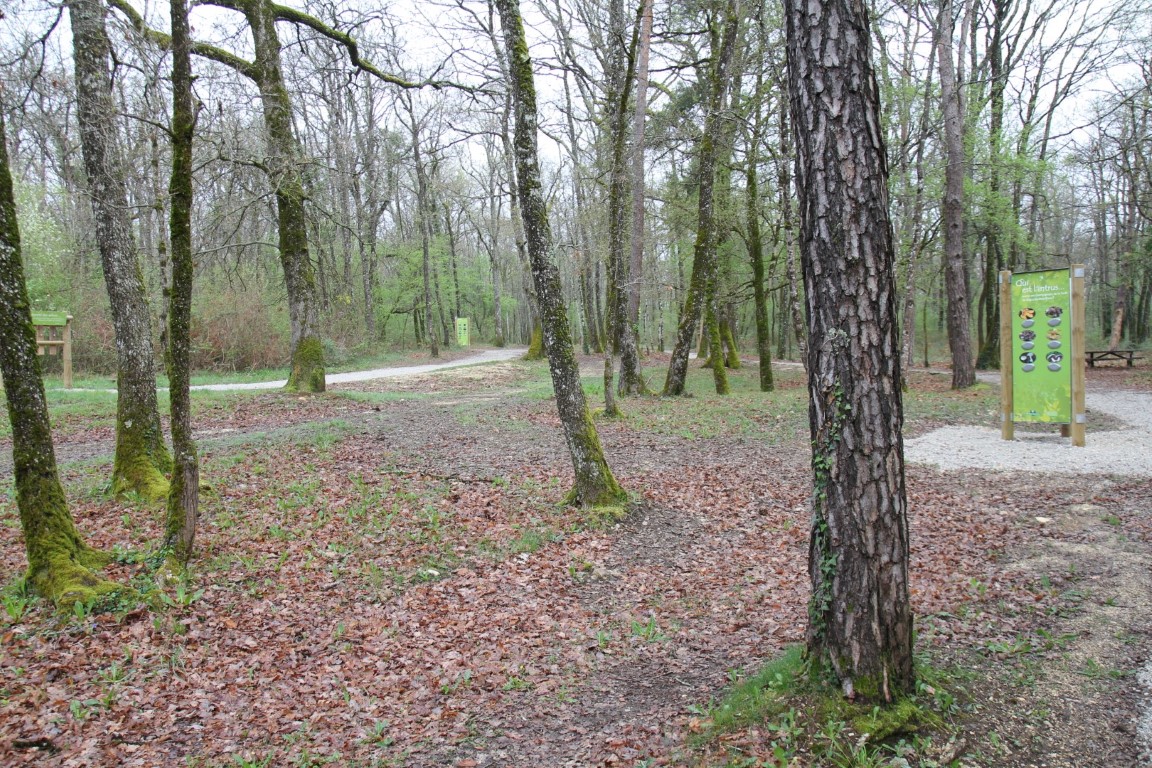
31;312;73;389
455;317;470;347
1000;266;1085;446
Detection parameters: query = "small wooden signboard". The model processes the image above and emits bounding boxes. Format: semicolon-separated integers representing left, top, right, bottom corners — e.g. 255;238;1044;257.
31;312;73;389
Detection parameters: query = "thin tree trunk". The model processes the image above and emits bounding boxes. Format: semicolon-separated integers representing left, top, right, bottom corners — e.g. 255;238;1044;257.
663;0;739;396
495;0;625;507
937;0;976;388
628;0;653;331
68;0;172;498
747;133;773;391
784;0;914;699
778;96;807;368
164;0;199;568
604;0;644;396
0;114;117;606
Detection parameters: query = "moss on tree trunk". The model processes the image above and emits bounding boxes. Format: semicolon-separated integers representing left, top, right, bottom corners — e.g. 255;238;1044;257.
242;0;326;393
69;0;171;499
663;4;739;396
495;0;626;510
785;0;914;698
0;115;119;607
163;0;200;569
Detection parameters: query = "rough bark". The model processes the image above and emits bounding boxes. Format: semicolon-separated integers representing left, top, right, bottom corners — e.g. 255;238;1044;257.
68;0;172;499
241;0;326;391
628;0;653;333
784;0;914;699
663;0;740;396
936;0;976;388
495;0;626;508
164;0;199;567
405;101;440;358
778;90;808;369
0;114;118;607
604;0;644;396
746;135;774;391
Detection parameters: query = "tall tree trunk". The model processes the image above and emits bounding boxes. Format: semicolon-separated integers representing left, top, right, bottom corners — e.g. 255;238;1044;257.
68;0;172;499
974;0;1010;370
936;0;976;388
164;0;199;568
445;202;464;322
495;0;625;508
628;0;653;332
243;0;326;392
746;122;773;391
784;0;914;699
663;0;740;396
0;114;118;606
778;93;807;369
604;0;644;397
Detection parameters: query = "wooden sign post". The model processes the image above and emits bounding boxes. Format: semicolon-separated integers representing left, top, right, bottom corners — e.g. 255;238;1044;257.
31;312;73;389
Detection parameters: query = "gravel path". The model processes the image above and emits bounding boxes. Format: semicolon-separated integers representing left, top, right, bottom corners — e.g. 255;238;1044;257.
905;385;1152;477
66;348;529;393
192;347;528;391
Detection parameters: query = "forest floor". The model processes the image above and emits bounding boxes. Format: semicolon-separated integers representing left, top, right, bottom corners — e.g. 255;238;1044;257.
0;353;1150;767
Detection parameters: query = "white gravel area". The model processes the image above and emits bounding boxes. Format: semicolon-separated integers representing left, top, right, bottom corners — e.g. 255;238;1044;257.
905;388;1152;477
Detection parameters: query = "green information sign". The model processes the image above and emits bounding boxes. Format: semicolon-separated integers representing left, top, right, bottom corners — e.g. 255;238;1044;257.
1010;269;1071;423
455;317;470;347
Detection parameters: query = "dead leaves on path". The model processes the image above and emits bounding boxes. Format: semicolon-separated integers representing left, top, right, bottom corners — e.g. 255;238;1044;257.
0;384;1115;766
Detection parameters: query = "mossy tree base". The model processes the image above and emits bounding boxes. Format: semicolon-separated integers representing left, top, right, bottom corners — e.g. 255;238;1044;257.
524;324;544;360
111;443;170;501
286;335;326;393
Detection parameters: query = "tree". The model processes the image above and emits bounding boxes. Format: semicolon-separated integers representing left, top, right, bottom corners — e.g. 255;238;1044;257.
494;0;626;508
67;0;172;497
0;112;118;606
783;0;914;698
663;0;740;396
935;0;975;389
162;0;199;567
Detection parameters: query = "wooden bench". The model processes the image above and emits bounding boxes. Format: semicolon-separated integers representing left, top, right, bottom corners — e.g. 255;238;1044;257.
31;312;73;388
1085;349;1141;368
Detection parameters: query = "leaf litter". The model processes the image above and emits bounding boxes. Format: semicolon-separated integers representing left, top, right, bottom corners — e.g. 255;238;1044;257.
0;362;1148;766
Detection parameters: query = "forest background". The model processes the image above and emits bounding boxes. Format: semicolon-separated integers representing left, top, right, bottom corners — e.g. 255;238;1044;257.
3;0;1150;375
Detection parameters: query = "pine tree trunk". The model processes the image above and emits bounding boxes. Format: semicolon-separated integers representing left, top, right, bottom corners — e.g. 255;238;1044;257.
68;0;172;499
495;0;625;508
0;114;118;607
164;0;199;568
784;0;914;699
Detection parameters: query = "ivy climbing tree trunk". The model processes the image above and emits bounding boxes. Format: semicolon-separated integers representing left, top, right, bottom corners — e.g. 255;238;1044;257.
0;114;118;607
495;0;626;508
68;0;172;499
663;0;740;396
163;0;199;567
784;0;914;699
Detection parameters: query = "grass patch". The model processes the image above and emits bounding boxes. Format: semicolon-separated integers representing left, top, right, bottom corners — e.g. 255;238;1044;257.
691;646;958;766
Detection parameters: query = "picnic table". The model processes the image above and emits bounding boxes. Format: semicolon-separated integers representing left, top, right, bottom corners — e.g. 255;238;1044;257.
1085;349;1141;368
